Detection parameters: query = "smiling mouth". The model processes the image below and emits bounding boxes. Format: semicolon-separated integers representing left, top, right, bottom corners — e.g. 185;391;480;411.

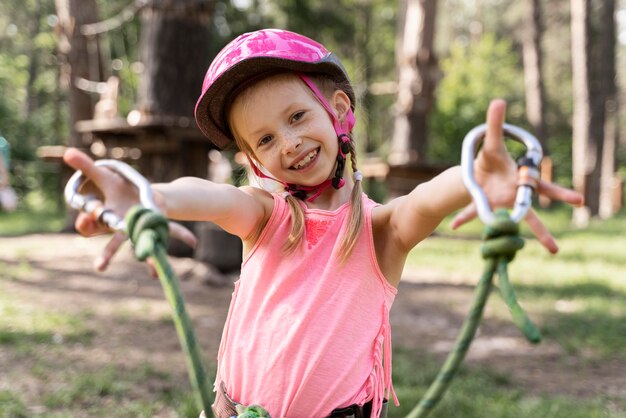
291;148;319;170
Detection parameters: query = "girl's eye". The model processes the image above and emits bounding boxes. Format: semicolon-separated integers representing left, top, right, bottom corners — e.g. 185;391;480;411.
258;135;272;147
291;111;305;123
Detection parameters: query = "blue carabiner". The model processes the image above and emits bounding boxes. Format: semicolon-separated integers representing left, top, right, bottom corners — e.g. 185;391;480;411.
461;123;543;225
64;160;160;232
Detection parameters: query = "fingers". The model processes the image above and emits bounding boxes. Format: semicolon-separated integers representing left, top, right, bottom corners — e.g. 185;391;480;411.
537;180;585;207
75;211;111;236
63;148;110;189
450;203;477;230
169;221;198;249
94;231;127;271
453;204;559;254
524;209;558;254
87;221;195;275
91;230;166;278
145;258;159;279
475;100;515;177
483;99;507;154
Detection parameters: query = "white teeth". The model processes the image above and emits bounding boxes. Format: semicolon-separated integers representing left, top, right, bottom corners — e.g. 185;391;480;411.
293;150;318;169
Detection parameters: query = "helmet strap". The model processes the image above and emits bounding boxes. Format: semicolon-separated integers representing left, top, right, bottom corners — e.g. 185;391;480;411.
282;131;349;202
296;75;355;199
332;134;351;189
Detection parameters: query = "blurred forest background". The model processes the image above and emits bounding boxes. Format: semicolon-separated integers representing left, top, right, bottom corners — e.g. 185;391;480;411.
2;2;626;417
0;0;624;230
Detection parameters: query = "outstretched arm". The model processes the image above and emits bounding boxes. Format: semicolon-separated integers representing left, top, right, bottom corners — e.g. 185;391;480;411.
385;99;583;254
63;148;268;270
153;178;267;239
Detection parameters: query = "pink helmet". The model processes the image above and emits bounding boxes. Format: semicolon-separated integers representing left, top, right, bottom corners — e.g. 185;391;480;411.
194;28;355;149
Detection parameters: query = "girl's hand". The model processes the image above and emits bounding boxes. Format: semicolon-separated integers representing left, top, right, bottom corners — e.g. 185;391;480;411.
450;99;584;253
64;148;141;235
63;148;196;272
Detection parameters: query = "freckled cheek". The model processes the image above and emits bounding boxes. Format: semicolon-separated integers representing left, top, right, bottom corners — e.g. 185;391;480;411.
256;148;283;169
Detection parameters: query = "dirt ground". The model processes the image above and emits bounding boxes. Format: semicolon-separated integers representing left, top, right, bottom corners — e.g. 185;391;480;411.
1;233;625;412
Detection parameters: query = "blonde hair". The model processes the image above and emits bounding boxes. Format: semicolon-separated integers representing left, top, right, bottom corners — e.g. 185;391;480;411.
229;72;364;262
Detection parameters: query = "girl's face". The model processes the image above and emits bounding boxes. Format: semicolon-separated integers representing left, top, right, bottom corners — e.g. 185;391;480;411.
229;73;350;187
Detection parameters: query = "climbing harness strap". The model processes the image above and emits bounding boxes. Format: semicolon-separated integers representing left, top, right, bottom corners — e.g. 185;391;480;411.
407;124;544;418
212;381;387;418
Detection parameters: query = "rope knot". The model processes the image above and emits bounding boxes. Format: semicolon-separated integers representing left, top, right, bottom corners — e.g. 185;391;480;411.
125;205;169;261
234;404;271;418
480;208;525;262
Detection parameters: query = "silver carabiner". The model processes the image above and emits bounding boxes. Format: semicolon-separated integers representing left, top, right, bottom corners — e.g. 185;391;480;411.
461;123;543;225
64;159;160;232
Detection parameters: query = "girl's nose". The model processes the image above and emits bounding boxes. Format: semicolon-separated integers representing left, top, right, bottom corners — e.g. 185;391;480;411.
280;134;302;155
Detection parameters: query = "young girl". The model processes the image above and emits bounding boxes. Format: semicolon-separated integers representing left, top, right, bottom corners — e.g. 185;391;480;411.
64;29;583;418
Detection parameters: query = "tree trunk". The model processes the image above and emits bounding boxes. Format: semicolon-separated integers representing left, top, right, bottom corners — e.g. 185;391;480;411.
522;0;551;207
389;0;438;165
136;1;213;119
25;0;43;117
570;0;598;224
355;0;373;152
598;0;618;219
55;0;101;229
522;0;546;148
132;1;224;265
570;0;618;225
55;0;102;148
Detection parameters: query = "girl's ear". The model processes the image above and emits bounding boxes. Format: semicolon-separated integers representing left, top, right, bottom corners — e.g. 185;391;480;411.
330;89;351;121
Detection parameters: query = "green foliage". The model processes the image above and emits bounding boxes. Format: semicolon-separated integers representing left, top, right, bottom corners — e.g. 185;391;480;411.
0;0;614;221
0;0;148;212
429;32;526;164
0;0;67;208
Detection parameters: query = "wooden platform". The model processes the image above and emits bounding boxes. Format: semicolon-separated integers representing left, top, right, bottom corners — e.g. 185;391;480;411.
73;115;216;183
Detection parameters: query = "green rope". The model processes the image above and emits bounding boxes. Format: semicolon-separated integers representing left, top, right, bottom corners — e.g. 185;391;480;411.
407;209;540;418
234;404;272;417
125;206;213;414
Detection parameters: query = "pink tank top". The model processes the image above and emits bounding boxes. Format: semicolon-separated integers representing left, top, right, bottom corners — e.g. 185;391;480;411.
215;193;398;417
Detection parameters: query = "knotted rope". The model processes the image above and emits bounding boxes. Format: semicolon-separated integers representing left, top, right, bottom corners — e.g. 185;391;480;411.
407;208;541;418
125;206;213;414
234;405;272;418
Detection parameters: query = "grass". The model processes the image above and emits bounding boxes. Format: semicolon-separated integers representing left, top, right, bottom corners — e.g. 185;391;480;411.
0;206;65;236
397;206;626;417
390;349;626;418
2;203;626;417
0;391;28;418
40;364;197;417
0;280;203;417
406;206;626;359
0;365;199;418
